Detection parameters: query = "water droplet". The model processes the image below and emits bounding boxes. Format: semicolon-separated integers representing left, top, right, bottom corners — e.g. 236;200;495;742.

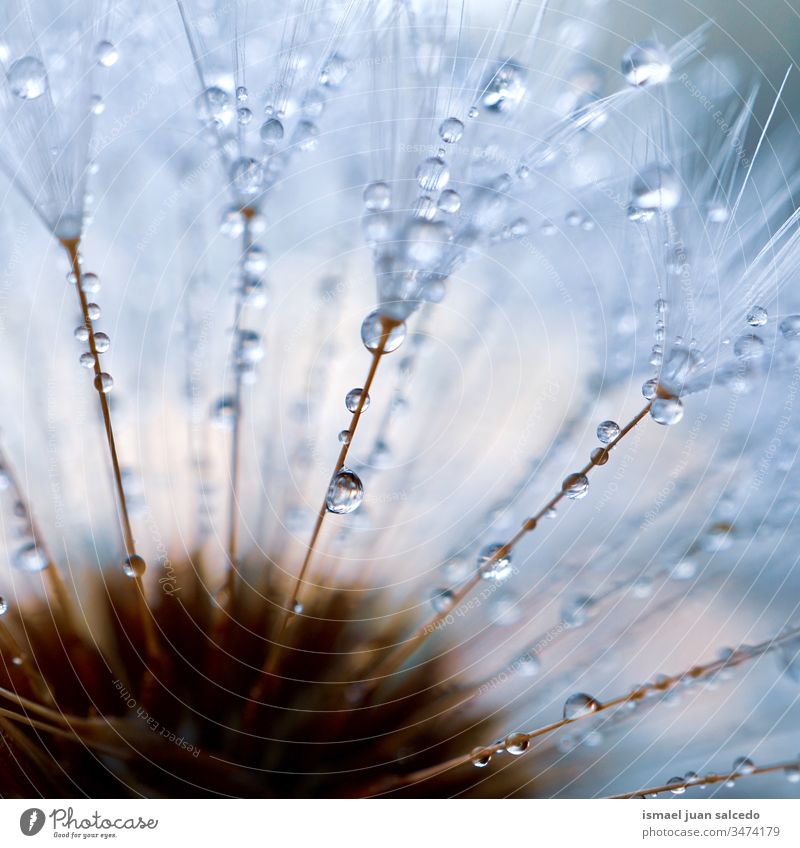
95;40;118;68
260;118;284;146
416;156;449;192
562;473;589;500
684;771;702;784
94;373;113;393
562;594;595;627
476;543;512;582
650;396;684;426
14;541;48;573
590;447;609;466
292;601;304;615
243;245;268;275
631;164;681;212
596;420;620;443
363;181;391;211
79;352;94;368
7;56;48;99
235;329;263;365
642;378;658;399
0;596;7;615
90;94;105;115
360;310;407;353
438;189;461;214
431;588;454;613
667;777;686;794
122;554;146;578
516;652;541;677
74;325;89;341
621;41;671;87
481;59;527;112
230;157;264;198
237;106;253;125
196;86;231;126
345;388;369;413
413;195;437;220
563;692;600;719
733;756;755;775
784;766;800;783
490;590;522;626
326;468;364;514
504;733;529;755
734;333;765;361
319;52;348;88
81;272;100;294
87;303;101;320
746;306;768;327
337;429;351;445
93;332;110;353
211;396;237;428
439;116;464;143
470;747;491;768
779;315;800;340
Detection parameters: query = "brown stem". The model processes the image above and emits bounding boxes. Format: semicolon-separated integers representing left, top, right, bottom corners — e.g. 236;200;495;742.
244;316;397;723
609;759;800;799
356;402;653;705
374;625;800;792
60;238;161;670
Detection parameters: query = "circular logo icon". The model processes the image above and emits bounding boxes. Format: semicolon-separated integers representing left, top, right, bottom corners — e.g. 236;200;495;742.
20;809;46;836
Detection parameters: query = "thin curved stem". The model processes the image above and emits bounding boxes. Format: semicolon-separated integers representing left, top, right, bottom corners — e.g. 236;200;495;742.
357;402;653;704
61;238;160;670
609;759;800;798
244;316;396;721
373;625;800;792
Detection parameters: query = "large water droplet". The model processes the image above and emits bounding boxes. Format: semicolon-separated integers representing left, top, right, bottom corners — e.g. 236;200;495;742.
621;41;671;87
596;420;620;444
504;733;529;756
439;117;464;143
416;157;449;192
563;692;600;719
260;118;284;146
326;468;364;514
470;747;491;768
562;473;589;499
7;56;48;99
345;388;369;413
360;310;407;353
94;373;113;393
650;396;684;426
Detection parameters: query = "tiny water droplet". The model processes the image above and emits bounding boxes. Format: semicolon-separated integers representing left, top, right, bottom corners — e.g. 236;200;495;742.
476;543;512;582
470;747;491;768
642;378;658;399
733;756;755;775
326;468;364;514
733;333;765;361
667;777;686;794
0;596;7;616
516;652;541;677
95;41;119;68
122;554;146;578
292;601;304;614
438;189;461;214
14;541;48;573
79;352;94;368
363;181;391;211
430;588;454;613
779;315;800;340
338;429;351;445
746;306;768;327
590;447;609;465
74;325;89;341
621;41;671;87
